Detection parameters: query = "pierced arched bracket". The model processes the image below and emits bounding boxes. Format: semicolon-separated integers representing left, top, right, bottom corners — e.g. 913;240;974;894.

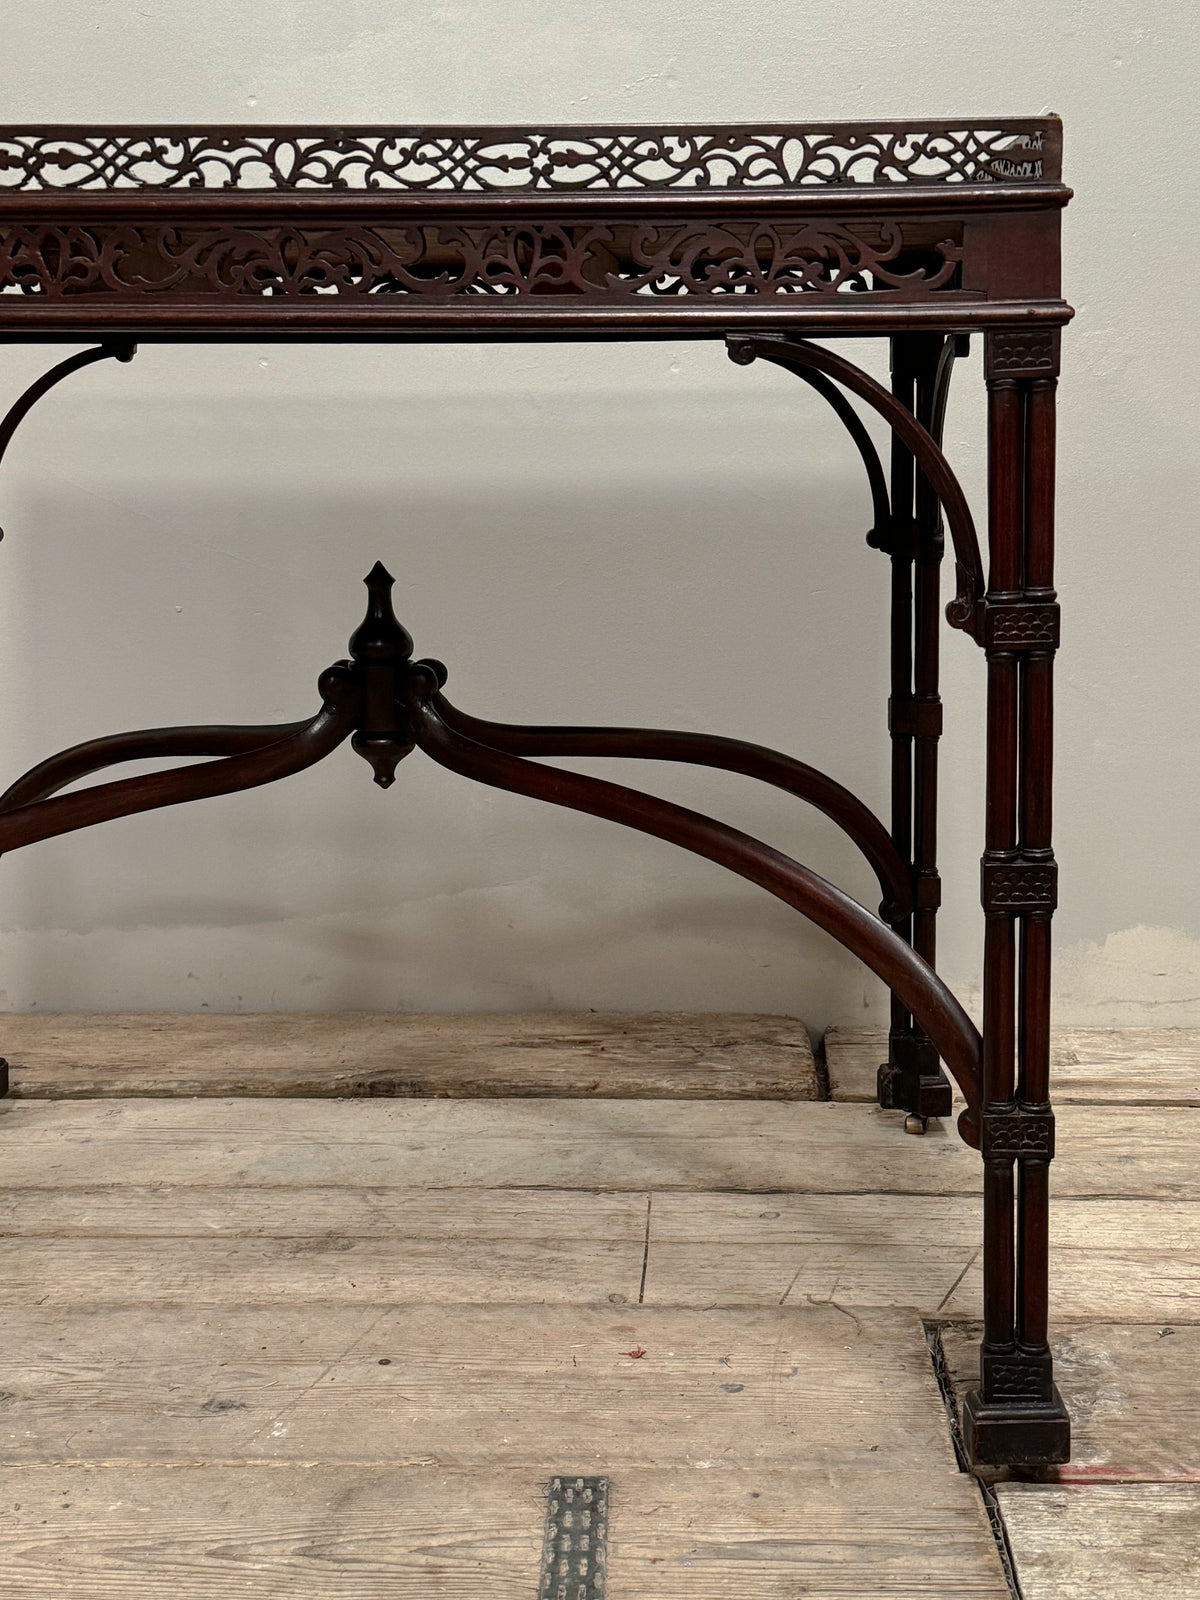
727;333;986;641
0;341;138;540
929;333;963;457
778;362;892;548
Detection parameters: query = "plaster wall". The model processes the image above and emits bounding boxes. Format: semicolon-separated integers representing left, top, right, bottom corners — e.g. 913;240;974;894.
0;1;1196;1029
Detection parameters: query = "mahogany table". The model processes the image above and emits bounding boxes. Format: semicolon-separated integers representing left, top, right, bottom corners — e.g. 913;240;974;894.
0;119;1073;1467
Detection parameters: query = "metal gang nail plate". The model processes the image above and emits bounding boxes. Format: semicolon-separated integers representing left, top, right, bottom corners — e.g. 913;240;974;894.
539;1475;609;1600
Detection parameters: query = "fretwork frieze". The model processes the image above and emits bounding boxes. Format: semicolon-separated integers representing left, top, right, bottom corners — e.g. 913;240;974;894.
0;218;966;301
0;123;1055;192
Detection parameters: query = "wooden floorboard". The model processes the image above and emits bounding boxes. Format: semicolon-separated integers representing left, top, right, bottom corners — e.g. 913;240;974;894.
0;1302;960;1468
2;1188;1196;1319
0;1012;818;1100
2;1019;1197;1597
0;1184;649;1238
3;1094;1197;1198
936;1237;1200;1324
650;1194;1200;1322
826;1024;1200;1105
0;1235;648;1307
994;1483;1200;1600
0;1464;1009;1599
0;1297;1007;1595
0;1096;982;1193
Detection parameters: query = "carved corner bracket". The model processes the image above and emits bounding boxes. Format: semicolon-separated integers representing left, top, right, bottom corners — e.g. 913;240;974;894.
0;340;137;538
726;331;986;641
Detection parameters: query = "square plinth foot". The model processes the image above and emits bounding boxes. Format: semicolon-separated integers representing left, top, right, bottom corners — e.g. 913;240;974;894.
877;1061;953;1120
962;1386;1070;1469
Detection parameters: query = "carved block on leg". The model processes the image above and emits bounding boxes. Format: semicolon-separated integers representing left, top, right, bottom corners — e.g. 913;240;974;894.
877;1032;953;1118
980;1343;1054;1402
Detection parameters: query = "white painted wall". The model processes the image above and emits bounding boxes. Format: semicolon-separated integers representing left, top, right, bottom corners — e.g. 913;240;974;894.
0;2;1197;1028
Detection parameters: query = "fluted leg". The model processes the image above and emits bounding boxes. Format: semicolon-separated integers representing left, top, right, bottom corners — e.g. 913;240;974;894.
878;333;955;1124
963;330;1070;1467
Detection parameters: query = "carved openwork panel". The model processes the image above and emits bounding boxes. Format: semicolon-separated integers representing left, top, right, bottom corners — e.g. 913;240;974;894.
0;122;1057;192
0;217;966;301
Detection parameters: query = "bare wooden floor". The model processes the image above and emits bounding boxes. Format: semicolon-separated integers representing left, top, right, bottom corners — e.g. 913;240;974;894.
0;1015;1194;1597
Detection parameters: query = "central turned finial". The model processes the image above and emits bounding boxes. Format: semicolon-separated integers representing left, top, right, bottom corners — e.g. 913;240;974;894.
349;562;415;788
348;561;414;666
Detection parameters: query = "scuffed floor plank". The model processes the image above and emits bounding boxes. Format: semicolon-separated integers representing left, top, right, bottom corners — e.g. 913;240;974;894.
2;1017;1194;1599
0;1012;818;1100
937;1244;1200;1324
0;1098;982;1194
5;1199;1197;1319
13;1190;1195;1321
0;1303;955;1469
645;1240;974;1314
646;1194;1200;1320
826;1025;1200;1106
0;1236;644;1307
0;1464;1008;1600
2;1095;1195;1198
0;1184;647;1239
996;1483;1200;1600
